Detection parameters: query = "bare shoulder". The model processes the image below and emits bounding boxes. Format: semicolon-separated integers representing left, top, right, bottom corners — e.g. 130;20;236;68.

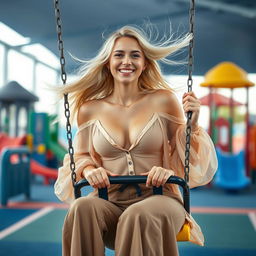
150;89;182;116
77;99;102;126
151;89;177;102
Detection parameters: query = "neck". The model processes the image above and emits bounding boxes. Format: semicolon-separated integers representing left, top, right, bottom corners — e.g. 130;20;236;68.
110;80;142;107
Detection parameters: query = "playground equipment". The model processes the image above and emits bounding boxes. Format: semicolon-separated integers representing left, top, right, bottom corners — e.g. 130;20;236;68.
0;81;38;136
0;134;30;206
0;81;67;204
25;111;66;184
0;81;67;185
199;92;243;152
249;125;256;183
27;112;66;184
214;117;230;152
0;113;67;205
28;112;66;163
214;148;250;191
0;112;67;205
0;129;61;189
200;62;255;177
0;147;30;206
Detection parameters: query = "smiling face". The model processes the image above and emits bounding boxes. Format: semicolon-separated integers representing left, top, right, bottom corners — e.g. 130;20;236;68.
108;36;146;85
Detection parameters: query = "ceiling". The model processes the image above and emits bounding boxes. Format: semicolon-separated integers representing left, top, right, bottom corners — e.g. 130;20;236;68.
1;0;256;75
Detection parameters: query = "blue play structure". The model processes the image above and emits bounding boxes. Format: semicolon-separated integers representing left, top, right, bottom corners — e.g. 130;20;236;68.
214;148;250;191
0;147;31;206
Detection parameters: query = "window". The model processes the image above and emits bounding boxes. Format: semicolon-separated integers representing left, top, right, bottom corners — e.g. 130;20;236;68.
0;44;5;86
35;63;58;114
7;50;34;91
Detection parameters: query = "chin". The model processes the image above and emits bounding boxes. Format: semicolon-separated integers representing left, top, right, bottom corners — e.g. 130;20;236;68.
121;78;137;84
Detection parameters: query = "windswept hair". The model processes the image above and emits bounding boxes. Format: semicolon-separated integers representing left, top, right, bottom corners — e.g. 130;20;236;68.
56;25;192;122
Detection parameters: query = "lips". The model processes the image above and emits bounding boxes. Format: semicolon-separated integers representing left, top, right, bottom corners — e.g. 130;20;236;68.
118;69;135;73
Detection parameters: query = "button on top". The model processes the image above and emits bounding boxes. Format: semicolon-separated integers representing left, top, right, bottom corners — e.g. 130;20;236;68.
128;161;133;165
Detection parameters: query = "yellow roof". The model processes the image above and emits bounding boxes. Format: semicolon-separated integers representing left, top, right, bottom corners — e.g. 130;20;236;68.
200;62;254;88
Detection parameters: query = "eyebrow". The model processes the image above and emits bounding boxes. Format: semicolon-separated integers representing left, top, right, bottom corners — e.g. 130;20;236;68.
113;50;142;53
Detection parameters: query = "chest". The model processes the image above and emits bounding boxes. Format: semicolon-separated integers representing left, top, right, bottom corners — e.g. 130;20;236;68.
98;110;156;150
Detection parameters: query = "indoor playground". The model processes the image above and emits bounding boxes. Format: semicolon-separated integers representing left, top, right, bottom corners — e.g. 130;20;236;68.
0;1;256;256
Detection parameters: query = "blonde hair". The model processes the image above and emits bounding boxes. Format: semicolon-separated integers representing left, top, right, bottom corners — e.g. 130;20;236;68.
57;25;192;121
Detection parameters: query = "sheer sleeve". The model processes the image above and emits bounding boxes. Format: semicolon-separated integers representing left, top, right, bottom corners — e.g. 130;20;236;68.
54;121;99;203
160;108;217;188
170;123;218;188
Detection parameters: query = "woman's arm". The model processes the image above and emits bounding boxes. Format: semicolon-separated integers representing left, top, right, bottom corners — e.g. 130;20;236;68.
155;89;218;188
54;101;99;203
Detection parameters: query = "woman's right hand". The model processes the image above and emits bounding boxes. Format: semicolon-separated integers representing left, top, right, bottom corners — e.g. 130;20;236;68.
82;167;118;189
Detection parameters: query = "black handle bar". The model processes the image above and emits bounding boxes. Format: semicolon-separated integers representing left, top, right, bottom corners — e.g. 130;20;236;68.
74;175;190;213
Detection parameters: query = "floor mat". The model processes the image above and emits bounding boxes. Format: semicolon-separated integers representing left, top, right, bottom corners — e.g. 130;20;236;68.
0;209;255;256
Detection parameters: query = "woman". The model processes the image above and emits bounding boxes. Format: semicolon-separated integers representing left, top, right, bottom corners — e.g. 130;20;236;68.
55;25;218;256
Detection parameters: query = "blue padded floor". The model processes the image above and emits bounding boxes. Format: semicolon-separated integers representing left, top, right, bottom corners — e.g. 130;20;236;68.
0;209;37;231
0;208;255;256
1;182;255;255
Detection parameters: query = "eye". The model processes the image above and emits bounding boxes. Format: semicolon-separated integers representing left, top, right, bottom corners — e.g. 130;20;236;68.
114;53;123;57
132;54;140;58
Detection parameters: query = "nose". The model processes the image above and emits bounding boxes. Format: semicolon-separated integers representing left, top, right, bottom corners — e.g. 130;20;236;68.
123;55;131;65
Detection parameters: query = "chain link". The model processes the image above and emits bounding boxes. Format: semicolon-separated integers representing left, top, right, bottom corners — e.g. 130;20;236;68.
54;0;77;186
184;0;195;183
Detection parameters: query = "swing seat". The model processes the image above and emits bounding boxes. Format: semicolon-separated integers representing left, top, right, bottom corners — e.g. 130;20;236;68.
176;221;190;241
75;175;191;242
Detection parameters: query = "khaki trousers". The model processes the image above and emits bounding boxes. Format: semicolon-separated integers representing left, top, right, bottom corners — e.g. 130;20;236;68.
62;194;185;256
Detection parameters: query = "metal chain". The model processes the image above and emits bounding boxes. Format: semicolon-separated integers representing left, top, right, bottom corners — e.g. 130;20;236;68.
184;0;195;183
53;0;77;186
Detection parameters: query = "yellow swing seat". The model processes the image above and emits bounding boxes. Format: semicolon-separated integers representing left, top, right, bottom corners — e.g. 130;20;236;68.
176;221;190;241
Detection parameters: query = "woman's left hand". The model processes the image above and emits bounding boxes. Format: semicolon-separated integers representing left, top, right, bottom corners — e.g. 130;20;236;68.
182;91;201;128
140;167;175;187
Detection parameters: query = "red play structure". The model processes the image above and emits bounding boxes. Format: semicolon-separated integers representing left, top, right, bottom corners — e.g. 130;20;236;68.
0;133;58;185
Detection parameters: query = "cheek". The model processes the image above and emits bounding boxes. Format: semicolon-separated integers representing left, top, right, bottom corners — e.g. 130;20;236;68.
110;60;120;70
109;67;117;77
109;62;116;72
139;60;146;70
138;63;146;72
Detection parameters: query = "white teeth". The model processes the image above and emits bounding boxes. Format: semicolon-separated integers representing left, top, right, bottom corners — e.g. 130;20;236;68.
119;69;133;73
